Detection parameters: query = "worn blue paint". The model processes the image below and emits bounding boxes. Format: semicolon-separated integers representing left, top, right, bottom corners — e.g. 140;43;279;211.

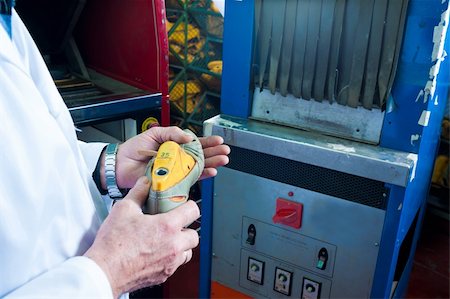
199;177;214;298
381;0;449;153
220;0;255;118
371;185;405;298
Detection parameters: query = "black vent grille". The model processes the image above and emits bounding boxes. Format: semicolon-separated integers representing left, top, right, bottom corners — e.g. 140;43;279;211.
227;146;388;210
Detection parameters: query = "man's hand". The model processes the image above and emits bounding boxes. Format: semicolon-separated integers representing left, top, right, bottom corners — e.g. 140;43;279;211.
110;126;230;189
84;176;200;298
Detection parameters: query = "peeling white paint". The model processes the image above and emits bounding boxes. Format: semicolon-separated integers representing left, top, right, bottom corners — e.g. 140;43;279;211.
429;50;447;79
410;134;420;146
431;9;449;80
421;8;449;103
431;8;449;61
434;94;439;106
423;80;433;103
431;15;446;62
415;90;424;102
407;153;418;182
328;143;356;153
418;110;431;126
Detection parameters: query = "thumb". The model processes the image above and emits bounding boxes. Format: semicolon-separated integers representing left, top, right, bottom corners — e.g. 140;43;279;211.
124;176;151;208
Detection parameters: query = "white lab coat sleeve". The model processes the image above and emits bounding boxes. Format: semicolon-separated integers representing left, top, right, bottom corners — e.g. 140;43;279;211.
4;257;113;298
77;141;108;174
0;9;117;298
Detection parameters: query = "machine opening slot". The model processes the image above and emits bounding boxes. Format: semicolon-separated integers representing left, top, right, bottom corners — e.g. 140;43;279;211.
15;0;162;125
252;0;408;109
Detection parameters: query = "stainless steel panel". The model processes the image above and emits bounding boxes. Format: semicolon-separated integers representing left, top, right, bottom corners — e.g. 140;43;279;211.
211;168;386;298
204;115;415;187
252;89;384;143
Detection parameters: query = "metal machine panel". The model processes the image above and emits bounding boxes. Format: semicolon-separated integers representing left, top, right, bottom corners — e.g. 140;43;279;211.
252;89;385;144
211;168;386;298
204;115;415;187
201;1;449;298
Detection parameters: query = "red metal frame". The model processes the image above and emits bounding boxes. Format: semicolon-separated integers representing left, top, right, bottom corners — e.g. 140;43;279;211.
75;0;170;126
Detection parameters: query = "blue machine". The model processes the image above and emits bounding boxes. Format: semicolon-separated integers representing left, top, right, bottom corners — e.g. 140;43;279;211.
201;0;449;298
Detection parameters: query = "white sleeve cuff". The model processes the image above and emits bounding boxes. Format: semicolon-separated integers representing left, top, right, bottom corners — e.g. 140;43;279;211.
77;141;108;174
5;256;113;298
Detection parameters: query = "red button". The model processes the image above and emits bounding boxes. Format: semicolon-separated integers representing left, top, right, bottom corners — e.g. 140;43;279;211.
272;198;303;229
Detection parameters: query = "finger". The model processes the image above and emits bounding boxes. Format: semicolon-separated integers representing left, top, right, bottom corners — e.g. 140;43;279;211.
183;249;193;265
175;249;193;269
124;176;151;208
199;168;218;180
203;144;231;159
199;155;230;180
149;126;193;144
199;136;224;149
204;155;229;169
181;228;200;250
163;200;200;228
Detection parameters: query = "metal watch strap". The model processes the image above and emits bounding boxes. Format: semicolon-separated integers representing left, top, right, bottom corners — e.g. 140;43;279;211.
105;143;123;199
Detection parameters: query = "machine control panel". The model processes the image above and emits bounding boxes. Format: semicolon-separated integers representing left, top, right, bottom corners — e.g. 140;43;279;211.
211;168;386;298
241;217;336;277
240;249;331;298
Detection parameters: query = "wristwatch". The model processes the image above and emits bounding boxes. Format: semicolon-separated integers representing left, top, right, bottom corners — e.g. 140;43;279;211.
105;143;123;199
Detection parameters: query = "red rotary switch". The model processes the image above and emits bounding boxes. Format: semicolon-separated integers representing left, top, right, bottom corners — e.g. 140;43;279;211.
272;198;303;229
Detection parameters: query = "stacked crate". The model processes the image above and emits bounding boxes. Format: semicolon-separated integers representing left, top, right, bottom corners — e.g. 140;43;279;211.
166;0;223;135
